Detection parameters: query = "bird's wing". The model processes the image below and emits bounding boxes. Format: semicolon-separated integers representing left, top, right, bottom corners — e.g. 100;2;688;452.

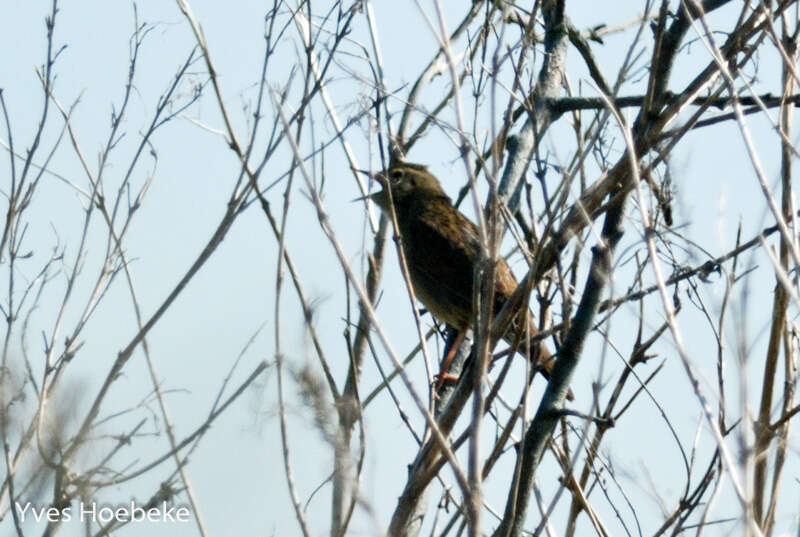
400;198;479;327
405;198;573;398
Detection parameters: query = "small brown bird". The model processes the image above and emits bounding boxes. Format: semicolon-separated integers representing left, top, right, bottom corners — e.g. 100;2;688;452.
368;162;569;397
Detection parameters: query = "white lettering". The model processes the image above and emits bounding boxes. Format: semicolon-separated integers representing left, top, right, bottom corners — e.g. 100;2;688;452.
130;501;146;522
97;507;114;523
175;506;190;522
80;501;96;521
161;502;176;522
115;507;129;522
14;502;31;522
17;500;190;523
45;507;61;522
15;503;70;522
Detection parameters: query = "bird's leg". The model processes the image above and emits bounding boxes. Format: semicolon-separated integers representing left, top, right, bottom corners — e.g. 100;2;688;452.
433;329;466;393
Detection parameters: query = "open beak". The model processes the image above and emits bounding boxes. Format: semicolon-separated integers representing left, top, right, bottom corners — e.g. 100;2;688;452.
352;168;389;205
351;192;374;203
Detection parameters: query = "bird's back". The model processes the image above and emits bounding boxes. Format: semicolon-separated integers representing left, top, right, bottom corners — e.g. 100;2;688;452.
397;194;478;329
378;165;567;395
396;194;523;328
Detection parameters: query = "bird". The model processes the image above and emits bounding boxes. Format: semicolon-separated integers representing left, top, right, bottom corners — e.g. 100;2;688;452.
367;162;571;399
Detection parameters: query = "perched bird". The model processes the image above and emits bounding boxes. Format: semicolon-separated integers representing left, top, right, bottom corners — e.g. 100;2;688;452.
368;162;570;398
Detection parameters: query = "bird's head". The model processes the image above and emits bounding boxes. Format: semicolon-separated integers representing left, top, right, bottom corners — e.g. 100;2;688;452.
369;163;447;211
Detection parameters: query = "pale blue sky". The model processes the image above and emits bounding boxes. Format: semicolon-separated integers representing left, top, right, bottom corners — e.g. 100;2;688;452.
0;1;796;536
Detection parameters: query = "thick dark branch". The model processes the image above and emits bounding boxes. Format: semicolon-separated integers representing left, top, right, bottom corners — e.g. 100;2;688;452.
492;3;747;535
492;183;627;537
540;93;800;115
497;0;569;212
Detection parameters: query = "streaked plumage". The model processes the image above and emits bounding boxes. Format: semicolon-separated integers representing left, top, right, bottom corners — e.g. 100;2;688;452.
370;163;565;390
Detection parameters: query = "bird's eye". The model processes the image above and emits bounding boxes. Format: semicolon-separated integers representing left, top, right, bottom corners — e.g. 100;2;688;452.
390;169;404;180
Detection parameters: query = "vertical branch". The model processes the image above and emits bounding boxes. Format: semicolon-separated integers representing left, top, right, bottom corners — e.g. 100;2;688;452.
492;163;626;537
273;91;472;500
334;218;387;537
755;24;797;532
498;0;568;213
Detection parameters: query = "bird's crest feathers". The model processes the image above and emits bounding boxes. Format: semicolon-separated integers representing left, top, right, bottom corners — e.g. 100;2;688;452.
376;162;448;204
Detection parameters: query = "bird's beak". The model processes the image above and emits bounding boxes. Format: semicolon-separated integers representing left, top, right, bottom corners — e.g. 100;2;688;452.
351;192;375;203
351;169;389;206
353;189;389;211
